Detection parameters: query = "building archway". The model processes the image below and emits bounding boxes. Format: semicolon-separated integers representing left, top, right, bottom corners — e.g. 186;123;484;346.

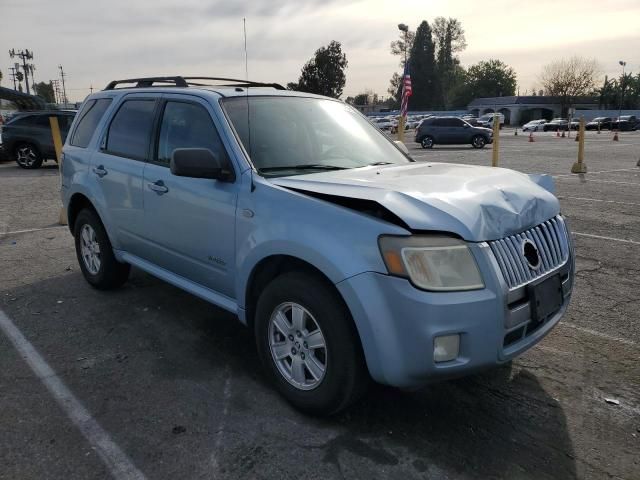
498;108;511;125
482;108;494;115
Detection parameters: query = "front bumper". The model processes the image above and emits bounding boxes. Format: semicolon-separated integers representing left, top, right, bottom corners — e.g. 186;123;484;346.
336;243;574;388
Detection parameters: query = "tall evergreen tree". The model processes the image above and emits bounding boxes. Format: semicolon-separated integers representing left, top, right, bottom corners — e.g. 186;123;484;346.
408;21;438;109
293;41;348;98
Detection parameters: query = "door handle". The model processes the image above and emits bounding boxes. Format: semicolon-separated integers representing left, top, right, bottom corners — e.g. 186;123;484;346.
148;180;169;195
92;165;108;178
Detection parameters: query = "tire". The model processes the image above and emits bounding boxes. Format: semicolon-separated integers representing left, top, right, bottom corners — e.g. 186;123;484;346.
255;271;368;415
534;126;538;132
14;143;43;169
421;136;434;149
471;135;487;149
74;209;130;290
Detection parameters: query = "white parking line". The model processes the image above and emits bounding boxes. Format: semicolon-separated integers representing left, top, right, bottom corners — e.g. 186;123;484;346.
572;232;640;245
561;322;637;347
210;369;232;478
555;177;640;186
0;308;146;480
559;196;640;207
0;225;67;236
554;168;639;177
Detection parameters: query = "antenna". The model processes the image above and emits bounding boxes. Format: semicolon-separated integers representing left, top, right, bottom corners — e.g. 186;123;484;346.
243;18;249;81
243;17;255;190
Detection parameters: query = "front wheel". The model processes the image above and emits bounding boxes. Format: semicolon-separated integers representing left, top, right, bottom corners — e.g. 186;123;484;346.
421;136;434;149
471;135;487;149
255;272;368;415
74;209;130;290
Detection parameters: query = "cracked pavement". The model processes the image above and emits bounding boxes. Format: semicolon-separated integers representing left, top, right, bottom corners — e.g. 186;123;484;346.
1;130;639;479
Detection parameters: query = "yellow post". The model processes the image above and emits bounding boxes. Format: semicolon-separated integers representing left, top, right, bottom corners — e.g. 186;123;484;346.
491;113;500;167
397;115;405;143
49;116;68;225
571;117;587;174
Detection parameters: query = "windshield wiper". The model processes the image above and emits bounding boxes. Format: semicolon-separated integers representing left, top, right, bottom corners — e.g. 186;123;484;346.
367;161;394;166
259;164;349;173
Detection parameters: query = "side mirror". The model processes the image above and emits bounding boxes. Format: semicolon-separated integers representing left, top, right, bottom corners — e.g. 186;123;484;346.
394;140;410;155
170;148;231;180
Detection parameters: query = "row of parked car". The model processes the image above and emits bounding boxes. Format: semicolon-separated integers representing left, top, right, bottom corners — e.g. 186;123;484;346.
522;116;639;132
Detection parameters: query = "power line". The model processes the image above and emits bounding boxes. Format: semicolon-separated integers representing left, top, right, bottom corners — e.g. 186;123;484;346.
8;48;34;95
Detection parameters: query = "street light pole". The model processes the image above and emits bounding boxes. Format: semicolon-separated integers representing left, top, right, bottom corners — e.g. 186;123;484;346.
618;60;626;131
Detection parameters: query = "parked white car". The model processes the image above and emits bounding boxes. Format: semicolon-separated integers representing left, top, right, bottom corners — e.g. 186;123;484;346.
522;119;547;132
372;117;394;131
477;113;505;129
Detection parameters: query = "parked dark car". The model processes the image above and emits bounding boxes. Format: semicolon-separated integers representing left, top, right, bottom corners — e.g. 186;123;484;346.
585;117;612;131
542;119;569;132
414;116;493;149
569;118;581;130
611;115;637;131
0;110;76;168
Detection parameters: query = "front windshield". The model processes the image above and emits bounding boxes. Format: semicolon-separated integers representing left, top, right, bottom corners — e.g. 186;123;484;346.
222;96;410;177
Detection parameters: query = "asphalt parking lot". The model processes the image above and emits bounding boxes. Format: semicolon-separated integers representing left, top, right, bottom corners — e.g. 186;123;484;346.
1;129;639;480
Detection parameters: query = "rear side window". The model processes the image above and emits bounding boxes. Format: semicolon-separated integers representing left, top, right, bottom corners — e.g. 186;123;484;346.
105;100;156;160
156;101;228;167
70;99;112;148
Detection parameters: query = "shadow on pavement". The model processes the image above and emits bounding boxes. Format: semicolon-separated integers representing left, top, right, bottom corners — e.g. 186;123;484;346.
1;269;576;479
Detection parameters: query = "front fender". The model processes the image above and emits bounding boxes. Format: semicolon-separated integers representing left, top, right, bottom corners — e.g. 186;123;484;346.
234;174;409;310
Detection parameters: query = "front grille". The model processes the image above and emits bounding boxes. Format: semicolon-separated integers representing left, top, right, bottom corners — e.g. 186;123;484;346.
489;216;570;289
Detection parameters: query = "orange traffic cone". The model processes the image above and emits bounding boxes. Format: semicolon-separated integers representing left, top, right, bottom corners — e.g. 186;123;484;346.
613;131;619;141
529;132;534;142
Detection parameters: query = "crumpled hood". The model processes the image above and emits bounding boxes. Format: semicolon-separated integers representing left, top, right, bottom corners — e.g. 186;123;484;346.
270;162;560;242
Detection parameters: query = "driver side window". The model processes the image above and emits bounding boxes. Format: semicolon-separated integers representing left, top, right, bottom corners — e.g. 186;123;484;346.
156;101;229;167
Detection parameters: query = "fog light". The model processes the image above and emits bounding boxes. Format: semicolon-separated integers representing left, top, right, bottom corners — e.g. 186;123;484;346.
434;334;460;363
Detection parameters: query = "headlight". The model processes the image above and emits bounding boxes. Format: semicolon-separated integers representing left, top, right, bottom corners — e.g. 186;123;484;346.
379;235;484;291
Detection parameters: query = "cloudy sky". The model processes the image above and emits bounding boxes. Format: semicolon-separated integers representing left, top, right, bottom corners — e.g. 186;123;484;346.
1;0;639;102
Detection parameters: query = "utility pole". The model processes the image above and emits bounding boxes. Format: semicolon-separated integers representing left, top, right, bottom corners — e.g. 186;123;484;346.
9;48;34;95
51;79;61;104
9;66;17;90
59;65;68;105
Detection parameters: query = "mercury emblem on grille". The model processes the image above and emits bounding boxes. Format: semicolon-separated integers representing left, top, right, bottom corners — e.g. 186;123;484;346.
522;239;541;269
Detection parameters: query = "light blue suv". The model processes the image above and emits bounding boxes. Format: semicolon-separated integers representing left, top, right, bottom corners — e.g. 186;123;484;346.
62;76;574;415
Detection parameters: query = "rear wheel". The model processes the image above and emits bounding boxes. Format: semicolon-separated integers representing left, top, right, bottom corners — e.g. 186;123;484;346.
421;136;434;149
255;272;368;415
14;143;43;169
74;209;130;290
471;135;487;149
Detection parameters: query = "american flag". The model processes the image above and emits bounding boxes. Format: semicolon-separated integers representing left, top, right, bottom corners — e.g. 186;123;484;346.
400;61;412;118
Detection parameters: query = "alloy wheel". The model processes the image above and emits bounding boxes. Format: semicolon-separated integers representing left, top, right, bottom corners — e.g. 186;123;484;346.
268;302;327;391
80;224;101;275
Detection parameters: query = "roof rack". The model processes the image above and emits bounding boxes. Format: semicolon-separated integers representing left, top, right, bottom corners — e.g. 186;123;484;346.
104;76;285;91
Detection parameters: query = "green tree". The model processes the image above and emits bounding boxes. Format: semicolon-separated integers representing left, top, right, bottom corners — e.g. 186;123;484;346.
387;72;402;108
432;17;467;108
408;20;438;109
34;81;56;103
294;41;348;98
0;69;3;86
452;59;517;107
390;28;415;68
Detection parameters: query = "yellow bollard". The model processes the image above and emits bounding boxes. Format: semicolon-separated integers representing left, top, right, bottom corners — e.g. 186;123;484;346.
491;114;500;167
571;117;587;174
397;115;405;143
49;116;68;225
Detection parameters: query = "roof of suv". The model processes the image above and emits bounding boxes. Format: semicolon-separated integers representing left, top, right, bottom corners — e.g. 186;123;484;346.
98;76;328;100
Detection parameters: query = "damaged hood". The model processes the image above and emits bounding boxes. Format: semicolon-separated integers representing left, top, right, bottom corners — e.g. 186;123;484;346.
270;162;560;241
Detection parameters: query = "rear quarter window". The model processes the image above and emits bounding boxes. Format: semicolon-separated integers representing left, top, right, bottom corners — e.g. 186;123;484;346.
70;99;113;148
